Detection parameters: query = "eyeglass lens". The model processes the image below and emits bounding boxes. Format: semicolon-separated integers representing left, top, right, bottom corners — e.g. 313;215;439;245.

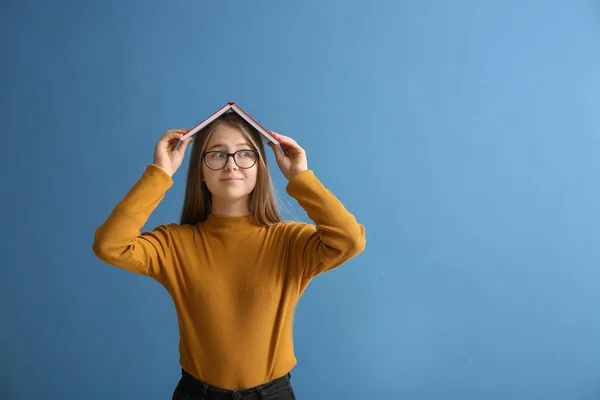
205;150;257;169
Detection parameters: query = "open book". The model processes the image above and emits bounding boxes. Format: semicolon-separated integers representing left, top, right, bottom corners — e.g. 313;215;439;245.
180;102;279;144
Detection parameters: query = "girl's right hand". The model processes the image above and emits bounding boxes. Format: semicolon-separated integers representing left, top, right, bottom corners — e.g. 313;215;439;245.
153;129;193;177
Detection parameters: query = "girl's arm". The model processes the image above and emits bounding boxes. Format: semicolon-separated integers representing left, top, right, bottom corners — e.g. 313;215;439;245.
93;129;192;278
285;170;366;279
268;132;366;279
92;164;176;278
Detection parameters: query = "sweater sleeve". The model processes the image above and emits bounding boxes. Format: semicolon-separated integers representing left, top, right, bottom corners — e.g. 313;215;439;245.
285;170;366;279
92;164;176;279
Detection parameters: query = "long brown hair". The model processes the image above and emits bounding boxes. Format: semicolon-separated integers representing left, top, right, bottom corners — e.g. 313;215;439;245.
179;111;281;226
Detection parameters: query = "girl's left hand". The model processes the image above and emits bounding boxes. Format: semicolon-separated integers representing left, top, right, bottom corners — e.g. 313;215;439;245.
268;132;308;181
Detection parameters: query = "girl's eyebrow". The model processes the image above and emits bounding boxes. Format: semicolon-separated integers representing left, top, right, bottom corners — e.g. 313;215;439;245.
207;142;252;151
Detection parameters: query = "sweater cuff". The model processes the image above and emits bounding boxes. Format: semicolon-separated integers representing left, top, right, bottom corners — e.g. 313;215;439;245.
144;164;174;189
285;170;317;195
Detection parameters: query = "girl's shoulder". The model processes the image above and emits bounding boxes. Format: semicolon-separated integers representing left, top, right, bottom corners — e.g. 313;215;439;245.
150;222;197;238
267;219;316;237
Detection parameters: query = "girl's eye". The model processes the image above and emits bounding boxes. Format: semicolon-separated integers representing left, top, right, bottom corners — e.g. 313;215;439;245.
211;152;226;159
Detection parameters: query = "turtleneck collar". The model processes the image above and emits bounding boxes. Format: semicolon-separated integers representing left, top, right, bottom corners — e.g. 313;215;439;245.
201;213;260;231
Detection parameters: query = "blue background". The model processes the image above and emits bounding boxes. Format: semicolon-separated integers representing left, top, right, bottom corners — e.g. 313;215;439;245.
3;1;600;399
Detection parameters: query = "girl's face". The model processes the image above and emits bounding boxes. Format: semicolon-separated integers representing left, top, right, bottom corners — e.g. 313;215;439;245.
201;125;259;204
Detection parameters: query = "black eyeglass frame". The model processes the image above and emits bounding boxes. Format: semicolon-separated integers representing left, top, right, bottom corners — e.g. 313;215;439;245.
202;150;260;170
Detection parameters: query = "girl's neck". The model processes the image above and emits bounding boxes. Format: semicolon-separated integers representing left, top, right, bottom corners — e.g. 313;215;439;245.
203;213;256;230
210;196;250;217
204;196;258;230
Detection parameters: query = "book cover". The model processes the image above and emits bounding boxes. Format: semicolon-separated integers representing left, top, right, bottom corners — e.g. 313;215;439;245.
180;102;279;144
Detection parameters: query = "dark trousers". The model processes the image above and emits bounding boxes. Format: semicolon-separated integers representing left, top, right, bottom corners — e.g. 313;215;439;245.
172;369;297;400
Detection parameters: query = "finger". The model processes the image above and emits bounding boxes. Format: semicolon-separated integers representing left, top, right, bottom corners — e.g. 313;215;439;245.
271;132;290;141
272;132;301;148
271;131;287;142
162;129;188;139
160;130;186;145
276;138;304;157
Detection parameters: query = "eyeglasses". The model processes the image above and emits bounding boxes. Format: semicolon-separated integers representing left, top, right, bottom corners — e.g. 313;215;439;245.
202;150;259;170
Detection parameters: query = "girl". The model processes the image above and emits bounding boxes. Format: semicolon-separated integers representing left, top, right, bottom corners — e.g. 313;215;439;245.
93;111;365;399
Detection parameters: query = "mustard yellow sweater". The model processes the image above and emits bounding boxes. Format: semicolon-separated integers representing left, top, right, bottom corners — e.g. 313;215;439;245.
92;164;365;389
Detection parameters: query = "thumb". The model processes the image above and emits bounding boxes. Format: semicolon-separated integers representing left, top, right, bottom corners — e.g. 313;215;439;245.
268;141;284;160
177;137;193;154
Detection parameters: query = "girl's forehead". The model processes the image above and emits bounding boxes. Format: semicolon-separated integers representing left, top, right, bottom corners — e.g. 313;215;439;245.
206;125;254;148
209;126;246;141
